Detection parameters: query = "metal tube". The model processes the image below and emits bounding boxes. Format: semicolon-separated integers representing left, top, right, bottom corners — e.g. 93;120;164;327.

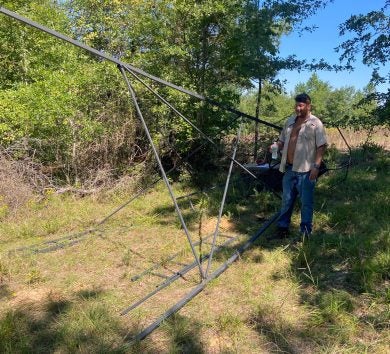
120;231;240;315
124;67;259;180
130;233;215;282
124;67;218;147
10;228;95;255
205;126;241;278
204;97;282;130
131;232;236;282
0;7;281;131
96;178;161;226
0;7;202;100
8;110;243;257
132;212;280;341
118;65;205;280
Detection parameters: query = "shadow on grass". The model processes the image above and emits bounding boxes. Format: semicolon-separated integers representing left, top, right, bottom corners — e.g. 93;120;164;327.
208;146;389;352
117;147;388;349
0;288;161;354
75;287;105;300
0;295;72;353
293;149;389;293
278;146;390;349
248;310;310;354
149;169;280;237
121;170;280;284
161;313;204;354
4;148;385;351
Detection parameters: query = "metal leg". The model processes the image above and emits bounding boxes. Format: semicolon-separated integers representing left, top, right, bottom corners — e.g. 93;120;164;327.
205;125;242;278
118;65;205;280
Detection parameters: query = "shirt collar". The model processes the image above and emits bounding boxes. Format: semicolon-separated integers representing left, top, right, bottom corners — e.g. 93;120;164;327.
287;113;313;127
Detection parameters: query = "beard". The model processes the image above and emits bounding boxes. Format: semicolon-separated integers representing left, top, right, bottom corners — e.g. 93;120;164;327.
296;109;308;118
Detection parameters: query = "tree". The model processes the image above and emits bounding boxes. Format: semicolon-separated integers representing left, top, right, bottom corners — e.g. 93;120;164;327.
0;0;88;89
0;1;142;183
62;0;333;122
294;73;376;129
295;73;333;120
337;0;390;126
1;0;339;185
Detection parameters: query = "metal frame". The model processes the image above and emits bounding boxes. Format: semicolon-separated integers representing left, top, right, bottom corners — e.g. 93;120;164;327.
205;125;242;277
1;6;284;341
132;212;280;342
119;64;205;280
121;231;241;316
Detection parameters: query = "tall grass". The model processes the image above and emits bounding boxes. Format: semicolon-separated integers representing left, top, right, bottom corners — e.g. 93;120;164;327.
0;143;388;353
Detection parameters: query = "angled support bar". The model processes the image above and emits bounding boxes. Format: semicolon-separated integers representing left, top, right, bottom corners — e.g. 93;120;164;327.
205;125;242;277
130;233;217;282
121;231;241;315
123;66;259;180
0;7;201;99
118;65;205;280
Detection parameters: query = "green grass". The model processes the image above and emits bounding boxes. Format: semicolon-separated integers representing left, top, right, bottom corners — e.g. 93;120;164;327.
0;145;389;353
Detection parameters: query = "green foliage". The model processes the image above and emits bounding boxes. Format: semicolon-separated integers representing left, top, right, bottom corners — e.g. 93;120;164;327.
0;61;137;177
0;0;74;89
1;0;338;185
295;73;377;129
1;70;78;146
61;0;334;147
240;82;292;124
337;1;390;126
240;72;383;142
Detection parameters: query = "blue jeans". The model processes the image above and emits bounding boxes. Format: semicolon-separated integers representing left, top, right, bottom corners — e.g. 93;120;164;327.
277;165;316;234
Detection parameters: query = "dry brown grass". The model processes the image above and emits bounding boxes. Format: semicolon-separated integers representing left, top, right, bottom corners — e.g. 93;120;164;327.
0;156;34;217
326;126;390;150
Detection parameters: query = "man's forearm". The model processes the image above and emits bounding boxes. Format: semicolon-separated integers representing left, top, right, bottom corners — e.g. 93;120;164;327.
315;145;326;165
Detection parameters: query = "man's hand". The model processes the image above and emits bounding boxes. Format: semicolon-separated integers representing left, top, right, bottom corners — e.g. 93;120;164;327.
269;140;283;152
309;167;319;181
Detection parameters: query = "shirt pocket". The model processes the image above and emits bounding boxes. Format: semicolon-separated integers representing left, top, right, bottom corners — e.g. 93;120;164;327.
303;124;316;140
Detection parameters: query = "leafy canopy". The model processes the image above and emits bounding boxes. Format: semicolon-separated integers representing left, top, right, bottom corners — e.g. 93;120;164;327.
337;0;390;126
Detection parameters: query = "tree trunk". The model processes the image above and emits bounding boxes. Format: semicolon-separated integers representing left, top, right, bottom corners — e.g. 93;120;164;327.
254;78;262;161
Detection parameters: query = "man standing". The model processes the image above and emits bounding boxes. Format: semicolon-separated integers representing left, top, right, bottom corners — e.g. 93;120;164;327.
274;93;327;238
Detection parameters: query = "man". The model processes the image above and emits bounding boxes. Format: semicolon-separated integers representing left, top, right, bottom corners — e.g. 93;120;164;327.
274;93;327;238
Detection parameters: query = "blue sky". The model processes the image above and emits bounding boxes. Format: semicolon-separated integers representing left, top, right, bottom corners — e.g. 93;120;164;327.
277;0;389;94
